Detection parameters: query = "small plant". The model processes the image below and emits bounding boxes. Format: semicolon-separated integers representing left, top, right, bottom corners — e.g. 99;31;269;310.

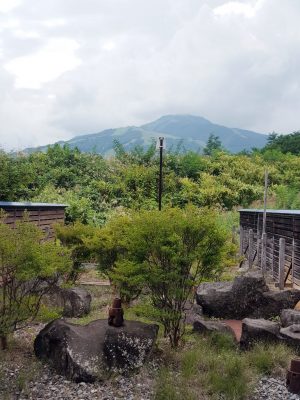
154;367;197;400
208;331;237;352
55;222;94;283
15;360;42;394
36;304;63;323
181;350;199;379
208;355;249;399
247;343;293;375
154;368;181;400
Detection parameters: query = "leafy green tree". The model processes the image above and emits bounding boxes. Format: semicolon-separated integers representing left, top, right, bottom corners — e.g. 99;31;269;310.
264;132;300;155
55;222;94;282
0;151;36;201
0;217;71;349
203;134;223;155
98;207;231;347
267;132;278;145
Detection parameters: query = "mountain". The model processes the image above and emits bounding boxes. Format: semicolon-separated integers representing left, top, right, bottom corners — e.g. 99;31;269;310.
23;115;268;155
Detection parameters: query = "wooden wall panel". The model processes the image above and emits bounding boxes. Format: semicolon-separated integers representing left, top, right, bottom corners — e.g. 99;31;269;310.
0;206;66;241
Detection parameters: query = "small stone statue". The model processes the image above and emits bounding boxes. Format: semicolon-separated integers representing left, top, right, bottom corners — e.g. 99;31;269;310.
108;297;124;327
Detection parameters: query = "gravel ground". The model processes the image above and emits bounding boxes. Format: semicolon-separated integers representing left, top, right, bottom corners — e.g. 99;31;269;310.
251;377;300;400
0;323;159;400
0;357;159;400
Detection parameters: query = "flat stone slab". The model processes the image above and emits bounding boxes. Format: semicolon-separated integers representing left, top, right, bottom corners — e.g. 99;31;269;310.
280;324;300;351
281;309;300;327
34;319;158;382
193;319;234;336
240;318;281;349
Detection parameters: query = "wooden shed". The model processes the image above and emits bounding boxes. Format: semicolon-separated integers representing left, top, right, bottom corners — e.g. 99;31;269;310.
239;209;300;288
0;202;67;240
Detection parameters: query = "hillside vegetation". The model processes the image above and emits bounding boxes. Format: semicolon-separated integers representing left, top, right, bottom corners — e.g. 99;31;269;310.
2;134;300;224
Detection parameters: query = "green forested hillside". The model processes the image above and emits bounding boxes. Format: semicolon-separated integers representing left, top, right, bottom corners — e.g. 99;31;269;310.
22;114;267;155
2;138;300;224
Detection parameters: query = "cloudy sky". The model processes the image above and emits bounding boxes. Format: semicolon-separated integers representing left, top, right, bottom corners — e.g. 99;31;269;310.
1;0;300;150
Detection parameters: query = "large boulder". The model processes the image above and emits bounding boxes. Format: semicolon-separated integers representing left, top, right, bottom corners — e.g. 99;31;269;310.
44;286;91;318
256;291;300;319
196;271;268;319
34;319;158;382
240;318;281;349
281;309;300;327
280;324;300;351
196;270;300;319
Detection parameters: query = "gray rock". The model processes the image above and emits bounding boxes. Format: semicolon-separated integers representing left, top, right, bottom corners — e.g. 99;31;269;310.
196;270;269;319
184;301;203;324
44;286;91;318
193;319;234;336
34;319;158;382
257;291;300;319
281;309;300;327
280;324;300;351
62;287;91;318
196;270;300;319
240;318;281;349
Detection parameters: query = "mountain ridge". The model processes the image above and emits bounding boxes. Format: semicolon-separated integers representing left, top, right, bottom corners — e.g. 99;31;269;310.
22;114;268;155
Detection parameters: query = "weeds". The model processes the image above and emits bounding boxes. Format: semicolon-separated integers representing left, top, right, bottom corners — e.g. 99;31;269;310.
153;332;295;400
247;342;293;375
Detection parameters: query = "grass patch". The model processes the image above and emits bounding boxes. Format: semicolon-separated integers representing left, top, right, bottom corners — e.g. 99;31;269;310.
15;360;42;393
207;354;249;399
154;367;197;400
246;342;293;375
153;331;296;400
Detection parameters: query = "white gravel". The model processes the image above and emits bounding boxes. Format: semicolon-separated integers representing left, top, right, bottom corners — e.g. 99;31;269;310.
0;355;158;400
251;377;300;400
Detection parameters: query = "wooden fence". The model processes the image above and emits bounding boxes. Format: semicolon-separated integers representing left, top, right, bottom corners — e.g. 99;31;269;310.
239;209;300;289
0;202;66;240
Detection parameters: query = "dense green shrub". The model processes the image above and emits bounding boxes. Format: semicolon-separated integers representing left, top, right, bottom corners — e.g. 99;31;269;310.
91;206;232;347
0;216;71;349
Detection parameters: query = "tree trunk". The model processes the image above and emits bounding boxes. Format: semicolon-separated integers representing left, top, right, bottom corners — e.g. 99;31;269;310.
1;335;8;350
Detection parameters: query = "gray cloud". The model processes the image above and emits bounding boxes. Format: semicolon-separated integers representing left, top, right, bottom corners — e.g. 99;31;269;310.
1;0;300;150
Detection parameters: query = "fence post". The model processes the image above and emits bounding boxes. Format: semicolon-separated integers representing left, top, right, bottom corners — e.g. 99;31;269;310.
292;238;295;288
279;238;285;290
249;229;254;269
239;226;244;256
261;233;267;276
272;236;275;279
257;237;261;267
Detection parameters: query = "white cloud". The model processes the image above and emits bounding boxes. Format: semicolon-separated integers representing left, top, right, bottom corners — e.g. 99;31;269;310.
0;0;22;13
42;18;66;28
214;0;264;18
0;0;300;150
4;38;81;89
102;40;116;51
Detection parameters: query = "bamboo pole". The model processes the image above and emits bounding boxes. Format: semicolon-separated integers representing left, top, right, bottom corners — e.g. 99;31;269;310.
279;238;285;290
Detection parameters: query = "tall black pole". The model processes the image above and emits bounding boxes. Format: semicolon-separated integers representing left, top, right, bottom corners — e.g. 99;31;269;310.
158;137;164;211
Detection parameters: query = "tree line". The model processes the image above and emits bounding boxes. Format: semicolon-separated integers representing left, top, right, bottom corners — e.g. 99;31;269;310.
1;132;300;223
